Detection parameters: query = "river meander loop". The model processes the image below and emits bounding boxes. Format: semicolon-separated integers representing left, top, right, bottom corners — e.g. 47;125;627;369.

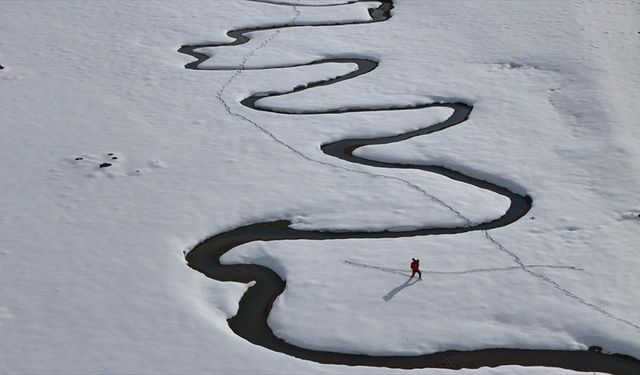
179;1;640;373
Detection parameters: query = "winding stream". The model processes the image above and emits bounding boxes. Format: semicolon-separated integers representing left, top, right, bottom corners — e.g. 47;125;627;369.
179;1;640;373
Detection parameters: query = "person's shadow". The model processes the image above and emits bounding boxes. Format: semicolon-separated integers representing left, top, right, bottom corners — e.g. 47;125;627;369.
383;277;421;301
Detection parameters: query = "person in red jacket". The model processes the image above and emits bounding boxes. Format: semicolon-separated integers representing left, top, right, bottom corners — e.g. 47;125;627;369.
410;258;422;279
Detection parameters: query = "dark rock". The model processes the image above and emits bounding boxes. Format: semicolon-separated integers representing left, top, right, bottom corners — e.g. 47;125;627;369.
75;157;83;161
108;153;113;156
112;157;118;160
589;346;603;353
99;162;112;168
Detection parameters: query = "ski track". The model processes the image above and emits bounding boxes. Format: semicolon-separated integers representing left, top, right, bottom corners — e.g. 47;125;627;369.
177;0;640;372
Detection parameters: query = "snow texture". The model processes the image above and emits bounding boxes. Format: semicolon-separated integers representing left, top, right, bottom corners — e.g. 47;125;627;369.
0;0;637;373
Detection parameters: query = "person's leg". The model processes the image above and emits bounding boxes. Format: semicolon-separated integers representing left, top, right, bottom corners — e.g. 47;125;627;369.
410;270;416;278
418;270;422;279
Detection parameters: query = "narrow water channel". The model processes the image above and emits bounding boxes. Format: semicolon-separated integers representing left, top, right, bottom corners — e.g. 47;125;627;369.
179;1;640;373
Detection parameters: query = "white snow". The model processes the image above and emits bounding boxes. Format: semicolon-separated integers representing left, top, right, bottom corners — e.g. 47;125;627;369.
0;0;638;373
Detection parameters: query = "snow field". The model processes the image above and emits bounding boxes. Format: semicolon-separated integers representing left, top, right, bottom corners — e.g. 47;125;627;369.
1;0;638;373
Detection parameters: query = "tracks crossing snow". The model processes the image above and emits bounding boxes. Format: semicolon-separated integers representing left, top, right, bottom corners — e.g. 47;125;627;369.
178;0;640;373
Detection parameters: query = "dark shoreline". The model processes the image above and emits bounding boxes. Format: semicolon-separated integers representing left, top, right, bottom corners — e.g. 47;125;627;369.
179;1;640;373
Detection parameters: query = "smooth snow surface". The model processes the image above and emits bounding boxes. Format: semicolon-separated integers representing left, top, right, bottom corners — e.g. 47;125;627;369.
1;0;638;373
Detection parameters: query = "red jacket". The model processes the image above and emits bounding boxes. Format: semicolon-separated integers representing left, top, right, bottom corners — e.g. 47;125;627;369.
411;260;419;271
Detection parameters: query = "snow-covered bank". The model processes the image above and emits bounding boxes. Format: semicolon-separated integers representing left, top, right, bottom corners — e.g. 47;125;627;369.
1;0;638;373
221;0;640;358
